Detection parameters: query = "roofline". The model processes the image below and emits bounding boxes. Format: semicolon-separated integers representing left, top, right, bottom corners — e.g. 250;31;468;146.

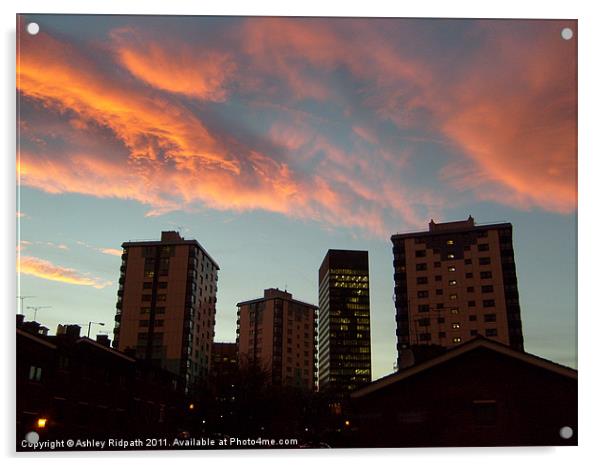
351;337;577;399
391;222;512;241
121;239;220;270
237;295;318;310
17;328;57;349
75;337;136;362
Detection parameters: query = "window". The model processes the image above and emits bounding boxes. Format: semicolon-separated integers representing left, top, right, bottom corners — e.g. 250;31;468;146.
473;400;497;425
158;282;168;289
452;337;462;344
479;257;491;266
438;331;446;338
142;294;152;302
418;304;430;313
449;280;457;286
436;303;444;309
484;313;497;322
449;294;458;300
469;315;477;321
434;261;441;268
415;250;427;258
437;317;445;324
418;318;430;327
417;290;429;298
448;266;456;272
417;277;428;285
485;328;498;337
483;299;496;308
450;308;459;315
480;271;493;279
435;275;442;281
481;285;494;293
157;294;167;302
478;243;490;252
436;289;443;295
451;322;460;329
446;239;455;245
140;320;149;327
416;263;427;271
468;300;476;307
28;365;42;382
140;307;151;314
143;282;153;289
467;286;474;293
466;272;473;279
447;253;455;259
464;259;472;265
419;333;431;341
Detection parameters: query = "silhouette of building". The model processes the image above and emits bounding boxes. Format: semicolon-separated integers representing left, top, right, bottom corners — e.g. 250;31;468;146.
391;217;523;369
318;250;371;394
236;288;317;390
17;318;184;448
210;342;238;389
113;231;219;391
350;337;577;447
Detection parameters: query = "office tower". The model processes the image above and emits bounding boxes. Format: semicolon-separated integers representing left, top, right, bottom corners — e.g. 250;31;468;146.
318;250;371;394
113;231;219;391
391;216;524;368
236;288;317;390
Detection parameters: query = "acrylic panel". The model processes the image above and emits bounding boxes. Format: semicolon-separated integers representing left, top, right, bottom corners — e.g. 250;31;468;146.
16;14;577;451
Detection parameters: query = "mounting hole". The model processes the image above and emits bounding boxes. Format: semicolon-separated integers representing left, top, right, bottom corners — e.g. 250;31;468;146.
25;431;40;444
559;426;573;439
561;27;573;40
26;22;40;35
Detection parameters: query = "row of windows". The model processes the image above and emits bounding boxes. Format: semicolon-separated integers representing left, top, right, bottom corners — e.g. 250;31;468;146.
418;328;498;341
416;284;495;293
415;257;492;271
416;313;497;325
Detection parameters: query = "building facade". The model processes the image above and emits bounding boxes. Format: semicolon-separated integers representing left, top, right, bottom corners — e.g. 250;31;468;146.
318;250;371;394
391;217;523;369
350;338;577;447
236;288;317;390
113;231;219;391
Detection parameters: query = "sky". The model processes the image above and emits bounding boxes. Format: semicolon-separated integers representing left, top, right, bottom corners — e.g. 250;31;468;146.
16;15;577;378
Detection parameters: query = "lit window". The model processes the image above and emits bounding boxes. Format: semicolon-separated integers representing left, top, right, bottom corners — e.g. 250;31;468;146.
447;253;455;259
446;240;454;245
448;266;456;272
453;337;462;344
450;308;459;314
450;294;458;300
452;322;460;329
449;280;457;286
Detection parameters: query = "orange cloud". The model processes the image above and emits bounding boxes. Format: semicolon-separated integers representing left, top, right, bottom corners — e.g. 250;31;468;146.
18;255;111;289
100;248;123;257
111;28;236;102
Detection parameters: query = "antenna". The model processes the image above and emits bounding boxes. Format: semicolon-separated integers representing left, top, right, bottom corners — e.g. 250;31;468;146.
26;305;51;322
17;296;36;315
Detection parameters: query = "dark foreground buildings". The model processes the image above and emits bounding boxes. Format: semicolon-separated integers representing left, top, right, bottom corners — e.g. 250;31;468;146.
114;231;219;392
350;337;577;447
236;288;317;390
17;317;184;446
391;217;524;369
318;250;371;394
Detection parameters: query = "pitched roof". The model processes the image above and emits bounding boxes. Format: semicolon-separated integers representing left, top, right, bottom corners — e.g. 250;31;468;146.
351;336;577;399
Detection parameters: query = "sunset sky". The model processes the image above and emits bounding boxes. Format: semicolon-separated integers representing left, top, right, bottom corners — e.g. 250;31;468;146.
16;15;577;377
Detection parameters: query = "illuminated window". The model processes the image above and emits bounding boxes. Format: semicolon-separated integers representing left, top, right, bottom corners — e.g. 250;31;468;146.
450;308;459;314
452;322;460;329
446;240;454;245
450;294;458;300
449;280;457;286
447;253;455;259
448;266;456;272
453;337;462;344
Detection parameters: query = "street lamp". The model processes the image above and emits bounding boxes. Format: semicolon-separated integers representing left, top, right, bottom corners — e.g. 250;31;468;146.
87;321;105;338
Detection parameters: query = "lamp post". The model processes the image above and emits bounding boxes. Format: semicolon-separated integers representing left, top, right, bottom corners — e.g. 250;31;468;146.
87;321;105;338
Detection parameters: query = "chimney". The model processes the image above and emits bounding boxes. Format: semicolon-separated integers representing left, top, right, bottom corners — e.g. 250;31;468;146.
57;324;81;339
161;231;183;242
96;334;111;348
16;314;25;327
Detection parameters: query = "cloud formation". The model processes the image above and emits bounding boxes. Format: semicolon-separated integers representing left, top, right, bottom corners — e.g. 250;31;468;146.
18;255;112;288
17;18;576;237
